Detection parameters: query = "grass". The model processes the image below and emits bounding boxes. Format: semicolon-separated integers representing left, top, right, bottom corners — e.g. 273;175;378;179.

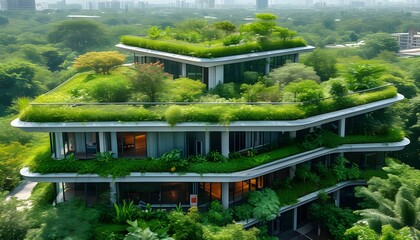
120;35;307;58
19;85;398;124
28;129;405;177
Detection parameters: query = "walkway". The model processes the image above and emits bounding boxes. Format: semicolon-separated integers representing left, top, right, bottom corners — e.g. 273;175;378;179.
6;180;36;201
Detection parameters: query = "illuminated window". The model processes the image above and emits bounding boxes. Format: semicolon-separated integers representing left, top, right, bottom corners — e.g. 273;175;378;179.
117;132;147;158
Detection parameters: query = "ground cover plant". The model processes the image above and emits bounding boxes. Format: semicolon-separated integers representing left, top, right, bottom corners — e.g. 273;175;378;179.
120;13;306;58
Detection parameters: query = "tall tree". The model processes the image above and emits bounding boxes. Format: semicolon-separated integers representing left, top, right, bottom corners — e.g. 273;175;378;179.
131;63;171;102
268;62;320;87
302;49;337;81
0;61;41;111
73;51;126;75
48;20;109;52
359;33;399;59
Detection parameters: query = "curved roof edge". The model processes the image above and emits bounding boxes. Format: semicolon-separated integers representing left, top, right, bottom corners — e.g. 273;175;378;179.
20;138;410;183
12;94;404;133
116;43;315;67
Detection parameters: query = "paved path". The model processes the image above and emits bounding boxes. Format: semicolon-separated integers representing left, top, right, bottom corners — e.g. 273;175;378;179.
6;180;37;201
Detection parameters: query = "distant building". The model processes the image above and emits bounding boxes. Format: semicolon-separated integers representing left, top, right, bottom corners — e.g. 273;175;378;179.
3;0;35;10
256;0;268;9
392;29;420;50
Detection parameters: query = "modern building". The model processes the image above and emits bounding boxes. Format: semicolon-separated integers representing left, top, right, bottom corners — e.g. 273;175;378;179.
12;27;409;236
2;0;35;10
256;0;268;9
392;29;420;50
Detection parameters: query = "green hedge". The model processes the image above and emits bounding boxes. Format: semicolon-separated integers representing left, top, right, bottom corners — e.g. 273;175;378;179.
120;35;307;58
19;86;398;124
28;129;404;177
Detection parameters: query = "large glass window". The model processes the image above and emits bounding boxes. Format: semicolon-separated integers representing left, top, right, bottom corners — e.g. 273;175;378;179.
49;132;57;158
229;177;264;203
269;54;297;69
229;131;271;153
117;132;147;158
63;132;99;159
145;57;182;78
198;182;221;206
186;64;203;81
224;59;266;83
118;182;192;205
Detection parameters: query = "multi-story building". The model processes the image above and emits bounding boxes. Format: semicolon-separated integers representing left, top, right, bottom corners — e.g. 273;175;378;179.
12;23;409;236
2;0;35;10
392;29;420;50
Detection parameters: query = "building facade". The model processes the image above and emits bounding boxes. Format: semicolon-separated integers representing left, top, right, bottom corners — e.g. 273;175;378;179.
13;41;408;235
392;29;420;50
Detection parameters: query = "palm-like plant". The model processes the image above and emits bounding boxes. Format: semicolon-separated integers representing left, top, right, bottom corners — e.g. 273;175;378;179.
353;160;420;238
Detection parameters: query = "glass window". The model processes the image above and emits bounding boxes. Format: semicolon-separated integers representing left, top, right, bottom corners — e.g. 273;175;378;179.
117;132;147;158
224;59;266;83
63;132;98;159
186;64;203;81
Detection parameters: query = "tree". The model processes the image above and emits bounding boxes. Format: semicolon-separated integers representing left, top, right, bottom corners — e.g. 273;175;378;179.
147;26;163;40
0;193;30;239
302;49;338;81
0;61;41;109
350;160;420;237
241;13;277;37
213;21;236;32
162;78;206;102
0;15;8;25
73;51;126;75
131;63;172;102
283;80;324;102
268;62;320;87
345;64;385;91
48;20;109;52
41;49;66;72
359;33;399;59
247;188;280;222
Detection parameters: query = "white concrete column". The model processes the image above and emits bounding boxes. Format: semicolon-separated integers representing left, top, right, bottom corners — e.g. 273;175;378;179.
221;131;230;157
110;132;118;158
333;190;340;207
98;132;106;153
55;132;64;159
110;182;117;204
215;65;224;86
265;57;270;74
338;118;346;137
208;66;216;89
205;131;210;155
289;165;296;179
293;208;298;230
221;182;229;209
147;132;157;158
181;63;187;77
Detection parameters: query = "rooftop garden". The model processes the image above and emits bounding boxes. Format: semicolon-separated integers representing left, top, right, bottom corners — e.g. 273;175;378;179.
120;13;307;58
19;62;398;124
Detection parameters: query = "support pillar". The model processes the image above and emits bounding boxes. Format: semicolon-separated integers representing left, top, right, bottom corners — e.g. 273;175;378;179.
333;190;340;207
55;132;64;159
265;57;270;74
181;63;187;77
110;132;118;157
110;182;117;204
289;165;296;179
205;131;210;155
221;131;229;157
98;132;106;153
289;131;296;139
293;208;298;231
221;182;229;209
338;118;346;137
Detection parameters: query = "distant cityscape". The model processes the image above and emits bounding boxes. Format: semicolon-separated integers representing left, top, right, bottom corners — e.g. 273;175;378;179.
1;0;420;11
